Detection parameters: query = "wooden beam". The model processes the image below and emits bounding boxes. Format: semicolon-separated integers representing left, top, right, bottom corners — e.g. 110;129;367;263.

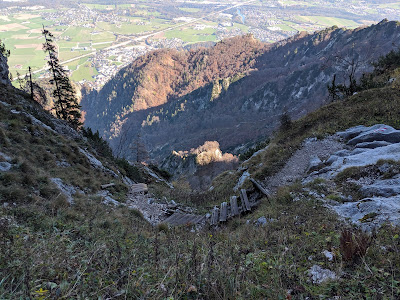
211;207;219;226
230;196;239;217
131;183;148;193
240;189;251;212
250;178;270;200
101;183;115;189
219;202;227;222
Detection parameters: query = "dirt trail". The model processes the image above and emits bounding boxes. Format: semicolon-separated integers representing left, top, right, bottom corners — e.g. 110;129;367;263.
262;135;344;193
126;189;167;225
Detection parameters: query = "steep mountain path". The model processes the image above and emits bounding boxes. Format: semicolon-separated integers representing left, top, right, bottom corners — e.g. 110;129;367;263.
126;189;168;225
262;135;344;193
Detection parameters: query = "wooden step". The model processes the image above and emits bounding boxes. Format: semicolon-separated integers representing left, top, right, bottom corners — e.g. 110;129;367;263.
210;207;219;226
131;183;148;193
230;196;239;217
250;178;270;200
164;212;206;226
240;189;251;212
219;202;228;222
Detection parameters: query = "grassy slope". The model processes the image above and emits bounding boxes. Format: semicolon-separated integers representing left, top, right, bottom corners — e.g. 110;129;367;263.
1;65;400;298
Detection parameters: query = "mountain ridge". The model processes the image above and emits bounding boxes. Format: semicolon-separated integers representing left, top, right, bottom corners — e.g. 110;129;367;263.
82;20;400;162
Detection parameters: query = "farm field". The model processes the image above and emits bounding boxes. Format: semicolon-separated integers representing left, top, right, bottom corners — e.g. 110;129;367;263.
297;16;360;28
1;0;399;89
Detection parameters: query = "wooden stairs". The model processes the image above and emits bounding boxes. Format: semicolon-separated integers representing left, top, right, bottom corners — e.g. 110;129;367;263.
163;178;269;227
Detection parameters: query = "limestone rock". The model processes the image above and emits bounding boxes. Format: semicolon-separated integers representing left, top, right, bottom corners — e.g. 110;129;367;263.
331;196;400;229
360;178;400;197
346;125;400;145
0;162;12;172
255;216;267;227
307;265;337;284
50;178;82;204
356;141;392;149
307;156;324;173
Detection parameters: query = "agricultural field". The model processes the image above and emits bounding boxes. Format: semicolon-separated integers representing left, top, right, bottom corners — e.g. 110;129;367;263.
297;16;360;28
1;0;399;89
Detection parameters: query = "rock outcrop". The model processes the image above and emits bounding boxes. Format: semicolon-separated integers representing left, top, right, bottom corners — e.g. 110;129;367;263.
161;141;238;190
0;50;11;85
306;124;400;229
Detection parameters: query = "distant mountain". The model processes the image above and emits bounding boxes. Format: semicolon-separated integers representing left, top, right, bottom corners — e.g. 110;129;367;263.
81;20;400;161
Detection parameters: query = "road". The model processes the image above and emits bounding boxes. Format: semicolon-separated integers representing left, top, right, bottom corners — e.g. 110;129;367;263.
16;0;256;79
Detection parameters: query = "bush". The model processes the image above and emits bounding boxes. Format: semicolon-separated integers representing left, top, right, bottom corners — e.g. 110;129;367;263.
239;139;269;161
148;164;172;180
115;158;142;182
82;127;113;158
340;228;371;264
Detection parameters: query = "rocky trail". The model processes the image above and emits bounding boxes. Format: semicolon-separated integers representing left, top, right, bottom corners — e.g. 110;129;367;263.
257;124;400;229
262;135;345;193
126;188;169;225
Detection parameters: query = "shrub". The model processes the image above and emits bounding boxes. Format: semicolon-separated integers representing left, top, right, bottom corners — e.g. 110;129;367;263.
148;164;172;180
115;158;142;182
82;127;113;158
340;228;371;264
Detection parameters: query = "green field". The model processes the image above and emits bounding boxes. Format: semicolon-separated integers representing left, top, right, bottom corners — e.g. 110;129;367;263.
298;16;360;28
165;26;217;43
96;20;170;35
70;62;98;82
179;7;201;13
277;23;297;31
278;0;316;7
379;3;400;9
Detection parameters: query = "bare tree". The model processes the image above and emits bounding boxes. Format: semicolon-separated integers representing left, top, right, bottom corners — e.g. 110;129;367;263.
130;133;149;163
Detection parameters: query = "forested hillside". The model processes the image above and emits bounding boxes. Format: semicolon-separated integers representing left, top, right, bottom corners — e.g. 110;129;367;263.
82;20;400;161
82;34;266;138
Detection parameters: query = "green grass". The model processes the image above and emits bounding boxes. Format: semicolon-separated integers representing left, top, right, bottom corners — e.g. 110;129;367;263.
298;16;360;28
179;7;201;13
277;23;297;31
232;23;249;33
165;28;217;43
71;63;98;82
379;3;400;9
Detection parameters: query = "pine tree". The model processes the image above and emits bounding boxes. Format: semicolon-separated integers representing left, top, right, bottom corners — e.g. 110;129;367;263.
42;27;82;129
0;39;10;58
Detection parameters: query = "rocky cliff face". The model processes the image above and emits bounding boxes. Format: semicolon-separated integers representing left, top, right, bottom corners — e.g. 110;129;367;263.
0;51;11;85
160;141;239;190
82;20;400;161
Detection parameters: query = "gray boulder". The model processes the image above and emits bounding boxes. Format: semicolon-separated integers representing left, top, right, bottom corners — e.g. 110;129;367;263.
255;216;267;227
337;125;382;140
307;265;337;284
330;143;400;173
331;196;400;229
360;178;400;197
307;156;324;173
356;141;392;149
347;125;400;145
0;162;12;172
